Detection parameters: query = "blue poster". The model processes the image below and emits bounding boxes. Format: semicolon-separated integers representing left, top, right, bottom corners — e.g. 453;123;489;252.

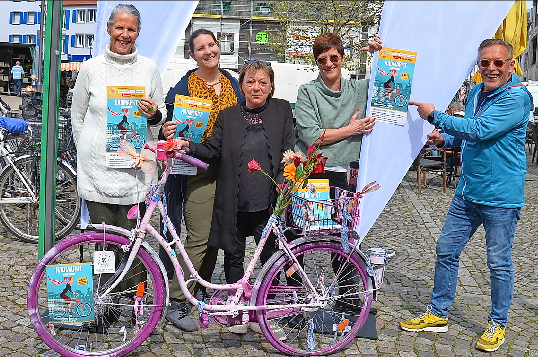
370;47;417;126
46;263;94;324
106;86;147;168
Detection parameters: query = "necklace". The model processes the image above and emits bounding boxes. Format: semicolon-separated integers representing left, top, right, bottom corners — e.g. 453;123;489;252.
206;80;221;87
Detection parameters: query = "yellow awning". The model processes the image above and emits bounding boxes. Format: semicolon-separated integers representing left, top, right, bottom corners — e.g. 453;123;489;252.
473;0;526;83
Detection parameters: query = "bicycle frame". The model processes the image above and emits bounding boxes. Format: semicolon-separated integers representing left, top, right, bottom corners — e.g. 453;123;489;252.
97;150;385;321
0;142;38;204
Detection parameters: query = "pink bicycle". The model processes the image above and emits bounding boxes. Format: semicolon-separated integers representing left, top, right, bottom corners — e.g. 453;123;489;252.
27;140;392;356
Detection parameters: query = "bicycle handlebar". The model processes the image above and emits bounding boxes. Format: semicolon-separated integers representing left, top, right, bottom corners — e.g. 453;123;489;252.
173;150;209;170
144;141;209;170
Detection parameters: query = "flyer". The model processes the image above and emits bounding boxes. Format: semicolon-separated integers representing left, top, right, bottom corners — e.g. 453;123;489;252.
170;95;212;175
291;179;340;231
370;47;417;126
106;86;147;168
46;262;94;324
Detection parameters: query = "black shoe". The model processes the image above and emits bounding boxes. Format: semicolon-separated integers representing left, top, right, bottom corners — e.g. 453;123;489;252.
165;300;198;332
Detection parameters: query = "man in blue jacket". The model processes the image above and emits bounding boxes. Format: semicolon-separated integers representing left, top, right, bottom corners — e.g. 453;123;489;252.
401;39;531;353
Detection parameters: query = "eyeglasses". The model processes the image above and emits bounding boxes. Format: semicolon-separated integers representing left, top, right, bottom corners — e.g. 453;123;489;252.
316;54;342;66
244;59;271;66
477;58;512;68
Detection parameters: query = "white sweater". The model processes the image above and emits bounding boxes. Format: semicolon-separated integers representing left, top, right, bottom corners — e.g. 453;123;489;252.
71;44;166;205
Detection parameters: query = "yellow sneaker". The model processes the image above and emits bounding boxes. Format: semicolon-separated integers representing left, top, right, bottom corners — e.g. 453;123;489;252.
476;321;505;352
400;307;448;332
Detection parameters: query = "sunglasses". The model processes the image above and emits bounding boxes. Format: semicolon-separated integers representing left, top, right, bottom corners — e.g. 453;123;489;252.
316;54;342;66
477;58;511;68
244;59;271;66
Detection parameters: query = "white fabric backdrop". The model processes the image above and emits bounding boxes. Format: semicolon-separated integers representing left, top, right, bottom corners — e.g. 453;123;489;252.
357;1;514;240
93;1;198;77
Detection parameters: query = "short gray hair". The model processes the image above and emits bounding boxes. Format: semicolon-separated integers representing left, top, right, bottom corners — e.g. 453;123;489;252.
107;4;141;32
478;38;513;59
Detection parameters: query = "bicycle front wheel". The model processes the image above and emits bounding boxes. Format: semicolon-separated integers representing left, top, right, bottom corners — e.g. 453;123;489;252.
27;231;166;357
0;156;80;243
256;238;373;356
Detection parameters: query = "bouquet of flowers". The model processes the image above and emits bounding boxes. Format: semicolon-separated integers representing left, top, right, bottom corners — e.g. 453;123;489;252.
248;145;327;217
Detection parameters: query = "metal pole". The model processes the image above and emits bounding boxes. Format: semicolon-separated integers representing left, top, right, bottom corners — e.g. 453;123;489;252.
38;0;63;258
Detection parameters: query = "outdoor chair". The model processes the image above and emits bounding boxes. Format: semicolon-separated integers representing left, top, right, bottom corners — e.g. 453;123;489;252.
413;147;447;194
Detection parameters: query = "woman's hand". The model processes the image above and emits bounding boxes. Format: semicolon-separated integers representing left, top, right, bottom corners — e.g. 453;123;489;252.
347;110;376;135
175;139;190;153
139;97;158;118
162;121;177;140
362;34;382;53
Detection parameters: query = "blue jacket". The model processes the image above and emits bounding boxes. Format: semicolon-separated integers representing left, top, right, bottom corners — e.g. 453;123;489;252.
432;73;531;208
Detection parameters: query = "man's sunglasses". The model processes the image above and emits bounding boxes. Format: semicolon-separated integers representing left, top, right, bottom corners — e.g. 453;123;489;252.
477;58;511;68
316;54;342;66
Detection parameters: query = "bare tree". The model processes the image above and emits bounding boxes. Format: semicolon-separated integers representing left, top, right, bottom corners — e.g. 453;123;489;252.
269;0;383;72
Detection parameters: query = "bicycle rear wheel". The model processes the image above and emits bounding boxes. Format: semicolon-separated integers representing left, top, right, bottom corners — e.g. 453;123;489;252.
28;231;166;356
0;156;80;243
256;237;373;355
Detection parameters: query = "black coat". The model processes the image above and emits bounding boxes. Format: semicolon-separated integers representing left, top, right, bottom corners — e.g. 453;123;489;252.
190;98;295;253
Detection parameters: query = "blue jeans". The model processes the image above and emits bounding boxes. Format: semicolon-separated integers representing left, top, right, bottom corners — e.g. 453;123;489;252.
13;79;22;95
429;195;520;327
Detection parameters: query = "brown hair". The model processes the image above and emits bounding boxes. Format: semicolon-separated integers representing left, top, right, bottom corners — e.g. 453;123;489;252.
478;38;513;59
239;60;275;97
313;32;344;60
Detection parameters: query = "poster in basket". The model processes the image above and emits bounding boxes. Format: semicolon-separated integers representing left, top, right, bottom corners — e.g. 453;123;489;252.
291;179;340;231
170;95;212;175
370;47;417;126
106;86;147;168
46;263;94;324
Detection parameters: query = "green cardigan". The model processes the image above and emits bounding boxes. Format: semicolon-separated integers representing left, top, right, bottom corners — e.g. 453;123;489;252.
295;74;368;167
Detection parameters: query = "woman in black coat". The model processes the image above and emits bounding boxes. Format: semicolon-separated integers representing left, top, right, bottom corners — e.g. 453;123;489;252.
166;60;295;285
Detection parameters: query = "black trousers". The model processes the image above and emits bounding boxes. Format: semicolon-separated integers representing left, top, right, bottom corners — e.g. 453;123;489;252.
224;209;277;284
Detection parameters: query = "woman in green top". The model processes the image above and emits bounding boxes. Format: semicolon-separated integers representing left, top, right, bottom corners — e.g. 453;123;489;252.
295;32;381;189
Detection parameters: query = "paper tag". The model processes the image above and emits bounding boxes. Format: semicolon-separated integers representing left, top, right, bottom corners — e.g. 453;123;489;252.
170;159;197;175
93;251;115;274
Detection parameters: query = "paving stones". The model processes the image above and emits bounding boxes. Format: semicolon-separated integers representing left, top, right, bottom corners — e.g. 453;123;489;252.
1;157;536;356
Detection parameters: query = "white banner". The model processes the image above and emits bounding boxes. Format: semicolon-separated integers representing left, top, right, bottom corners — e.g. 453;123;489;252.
357;1;514;240
94;1;198;77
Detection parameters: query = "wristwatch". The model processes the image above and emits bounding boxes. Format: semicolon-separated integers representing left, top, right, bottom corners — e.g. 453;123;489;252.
427;111;435;124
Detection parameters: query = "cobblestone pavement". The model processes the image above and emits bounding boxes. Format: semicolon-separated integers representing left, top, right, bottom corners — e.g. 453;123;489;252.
2;155;537;357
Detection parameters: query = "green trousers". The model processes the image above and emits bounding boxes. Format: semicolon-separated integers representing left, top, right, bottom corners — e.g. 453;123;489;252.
169;166;219;303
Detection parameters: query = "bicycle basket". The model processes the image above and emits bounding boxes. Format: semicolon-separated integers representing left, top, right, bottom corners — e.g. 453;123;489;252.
286;185;361;234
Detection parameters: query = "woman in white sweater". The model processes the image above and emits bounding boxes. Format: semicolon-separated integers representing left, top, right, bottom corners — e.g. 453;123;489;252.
71;4;165;227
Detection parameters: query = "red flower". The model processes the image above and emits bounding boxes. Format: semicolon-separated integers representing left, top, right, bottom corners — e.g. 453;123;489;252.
163;139;179;153
248;159;261;173
307;145;316;156
313;156;327;174
277;183;286;193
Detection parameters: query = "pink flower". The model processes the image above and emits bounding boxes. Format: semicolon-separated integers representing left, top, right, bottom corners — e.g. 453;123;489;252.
248;159;261;173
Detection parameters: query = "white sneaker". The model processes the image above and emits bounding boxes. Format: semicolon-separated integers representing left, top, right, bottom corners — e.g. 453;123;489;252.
249;322;287;341
228;323;248;334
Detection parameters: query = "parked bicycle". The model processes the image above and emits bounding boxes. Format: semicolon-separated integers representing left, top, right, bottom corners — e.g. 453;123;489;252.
0;118;79;243
28;139;392;356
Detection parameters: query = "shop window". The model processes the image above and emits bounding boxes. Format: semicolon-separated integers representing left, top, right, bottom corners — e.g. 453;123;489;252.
27;12;36;25
77;10;86;23
218;32;235;54
87;9;96;22
75;34;85;48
